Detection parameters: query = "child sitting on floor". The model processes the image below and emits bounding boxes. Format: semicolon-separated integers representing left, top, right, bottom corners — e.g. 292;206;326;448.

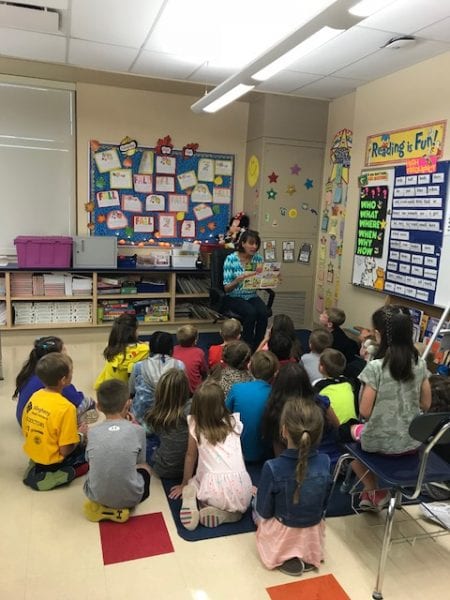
95;314;149;389
169;381;253;530
254;397;331;576
320;307;360;365
300;328;333;384
211;340;253;397
84;379;150;523
22;353;88;491
226;351;279;462
129;331;185;424
257;314;302;361
208;318;242;369
14;335;94;427
145;368;192;479
173;324;207;394
313;348;357;425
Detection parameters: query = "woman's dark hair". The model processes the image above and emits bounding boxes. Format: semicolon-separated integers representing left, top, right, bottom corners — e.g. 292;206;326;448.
261;362;313;444
429;375;450;413
236;229;261;252
372;305;418;381
104;314;139;362
14;336;64;397
150;331;174;357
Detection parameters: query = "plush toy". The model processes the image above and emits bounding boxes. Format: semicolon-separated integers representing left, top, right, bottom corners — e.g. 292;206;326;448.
220;212;250;248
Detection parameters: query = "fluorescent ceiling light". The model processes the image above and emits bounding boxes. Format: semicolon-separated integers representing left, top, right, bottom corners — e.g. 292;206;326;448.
349;0;395;17
252;26;344;81
194;84;255;114
190;0;364;114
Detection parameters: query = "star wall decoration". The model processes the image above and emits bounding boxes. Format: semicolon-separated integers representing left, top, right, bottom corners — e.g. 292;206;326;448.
304;178;314;189
286;184;296;196
268;171;279;183
290;163;301;175
267;188;277;200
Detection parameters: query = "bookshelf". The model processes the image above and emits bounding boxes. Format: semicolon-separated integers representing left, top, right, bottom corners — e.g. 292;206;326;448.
0;267;214;331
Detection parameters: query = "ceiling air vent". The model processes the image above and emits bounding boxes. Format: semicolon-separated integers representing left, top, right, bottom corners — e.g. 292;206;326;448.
0;2;60;34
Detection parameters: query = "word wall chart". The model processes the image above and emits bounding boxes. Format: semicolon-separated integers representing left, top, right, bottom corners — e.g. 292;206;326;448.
384;161;449;305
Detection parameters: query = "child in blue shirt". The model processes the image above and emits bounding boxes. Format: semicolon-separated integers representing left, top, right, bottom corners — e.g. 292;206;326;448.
226;351;279;462
254;397;331;576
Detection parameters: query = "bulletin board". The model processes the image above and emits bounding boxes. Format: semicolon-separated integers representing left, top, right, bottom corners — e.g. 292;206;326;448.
88;140;234;244
352;160;450;308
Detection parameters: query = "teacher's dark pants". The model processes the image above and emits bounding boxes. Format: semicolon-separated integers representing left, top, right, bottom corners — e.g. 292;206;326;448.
223;295;270;350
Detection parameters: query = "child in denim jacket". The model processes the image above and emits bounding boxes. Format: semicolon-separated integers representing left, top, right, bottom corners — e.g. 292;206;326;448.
254;397;331;576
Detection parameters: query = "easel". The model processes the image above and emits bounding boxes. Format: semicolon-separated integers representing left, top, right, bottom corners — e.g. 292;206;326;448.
422;300;450;361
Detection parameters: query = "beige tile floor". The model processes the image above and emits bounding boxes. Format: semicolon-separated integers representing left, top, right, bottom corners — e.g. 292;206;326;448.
0;330;449;600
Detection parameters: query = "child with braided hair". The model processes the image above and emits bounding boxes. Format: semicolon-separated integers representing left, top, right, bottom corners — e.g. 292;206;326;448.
254;397;331;576
350;305;431;510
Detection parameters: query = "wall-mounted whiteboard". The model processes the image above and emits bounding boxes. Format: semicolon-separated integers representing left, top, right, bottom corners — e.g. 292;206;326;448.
0;76;76;255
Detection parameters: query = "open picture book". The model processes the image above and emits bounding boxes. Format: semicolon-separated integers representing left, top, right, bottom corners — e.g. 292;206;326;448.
242;262;281;290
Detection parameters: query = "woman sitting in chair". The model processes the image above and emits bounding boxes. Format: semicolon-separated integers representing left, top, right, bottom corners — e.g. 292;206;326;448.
222;230;270;350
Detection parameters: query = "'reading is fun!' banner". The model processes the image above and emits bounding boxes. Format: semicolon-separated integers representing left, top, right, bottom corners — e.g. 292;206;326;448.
365;121;446;166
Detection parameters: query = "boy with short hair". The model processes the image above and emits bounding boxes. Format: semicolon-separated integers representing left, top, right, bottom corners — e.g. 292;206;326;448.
320;307;360;364
226;351;279;462
173;324;207;393
83;379;150;523
300;328;333;383
22;353;88;491
208;318;242;369
313;348;357;424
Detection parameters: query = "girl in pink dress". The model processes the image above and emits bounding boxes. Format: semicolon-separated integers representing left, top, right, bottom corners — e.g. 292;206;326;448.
169;381;252;530
254;397;331;576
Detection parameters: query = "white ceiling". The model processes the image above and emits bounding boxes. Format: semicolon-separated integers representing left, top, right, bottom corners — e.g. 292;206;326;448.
1;0;450;101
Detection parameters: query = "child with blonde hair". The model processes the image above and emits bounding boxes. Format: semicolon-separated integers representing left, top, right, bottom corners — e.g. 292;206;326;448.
254;397;330;576
145;368;192;479
169;381;252;529
173;324;207;393
208;318;242;369
95;314;148;389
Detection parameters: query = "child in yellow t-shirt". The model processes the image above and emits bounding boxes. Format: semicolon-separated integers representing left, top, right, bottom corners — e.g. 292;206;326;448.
22;353;88;491
94;314;149;389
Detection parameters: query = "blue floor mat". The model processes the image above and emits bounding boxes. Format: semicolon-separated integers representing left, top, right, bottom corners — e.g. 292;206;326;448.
161;463;354;542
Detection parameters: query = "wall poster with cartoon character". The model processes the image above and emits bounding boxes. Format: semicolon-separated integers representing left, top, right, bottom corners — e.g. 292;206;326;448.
88;137;234;245
352;160;450;308
352;169;394;292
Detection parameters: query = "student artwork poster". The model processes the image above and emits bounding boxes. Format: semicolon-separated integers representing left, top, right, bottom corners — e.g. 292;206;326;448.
89;140;234;244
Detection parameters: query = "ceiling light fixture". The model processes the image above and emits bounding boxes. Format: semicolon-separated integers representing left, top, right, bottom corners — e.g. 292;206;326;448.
349;0;396;18
191;0;365;114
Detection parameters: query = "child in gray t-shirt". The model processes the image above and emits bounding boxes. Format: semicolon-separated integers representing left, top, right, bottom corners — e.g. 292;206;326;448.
83;379;151;523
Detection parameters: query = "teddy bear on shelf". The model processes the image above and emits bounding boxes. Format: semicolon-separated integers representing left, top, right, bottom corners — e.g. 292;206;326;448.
220;212;250;248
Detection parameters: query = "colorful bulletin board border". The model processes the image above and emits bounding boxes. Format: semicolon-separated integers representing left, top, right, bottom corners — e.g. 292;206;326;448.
88;141;234;244
365;121;446;167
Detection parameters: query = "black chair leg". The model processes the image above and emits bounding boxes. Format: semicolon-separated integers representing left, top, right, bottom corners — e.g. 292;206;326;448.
372;489;401;600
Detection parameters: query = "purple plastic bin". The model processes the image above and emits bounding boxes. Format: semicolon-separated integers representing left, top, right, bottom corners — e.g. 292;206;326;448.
14;236;73;268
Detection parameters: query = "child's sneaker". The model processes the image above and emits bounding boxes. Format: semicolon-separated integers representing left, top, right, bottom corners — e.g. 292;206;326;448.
83;500;130;523
359;490;390;511
180;484;199;531
277;558;305;576
199;506;242;528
